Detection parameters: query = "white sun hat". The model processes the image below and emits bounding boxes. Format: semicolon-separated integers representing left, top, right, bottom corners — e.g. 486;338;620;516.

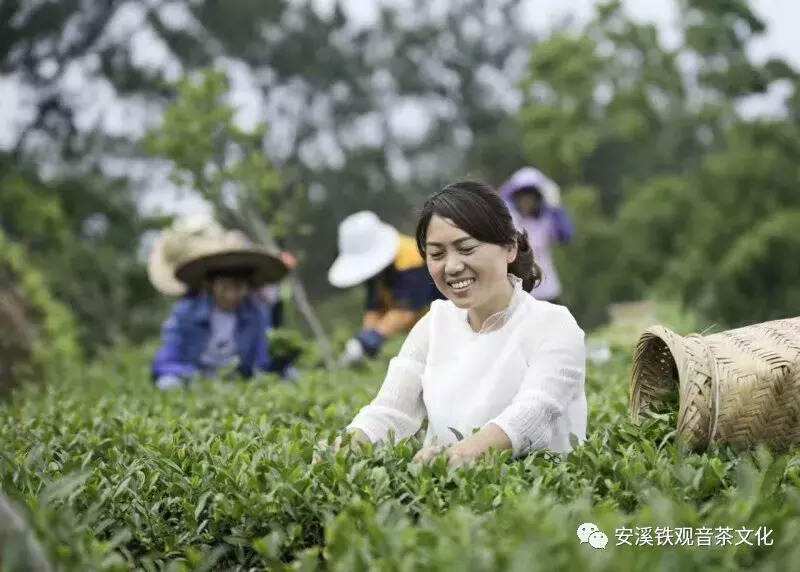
328;211;399;288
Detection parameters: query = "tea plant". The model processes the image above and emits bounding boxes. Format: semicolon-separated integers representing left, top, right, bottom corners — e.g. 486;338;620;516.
1;343;798;570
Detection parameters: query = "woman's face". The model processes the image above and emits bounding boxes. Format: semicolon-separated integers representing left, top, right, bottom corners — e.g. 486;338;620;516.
210;276;250;311
424;214;516;311
512;188;542;217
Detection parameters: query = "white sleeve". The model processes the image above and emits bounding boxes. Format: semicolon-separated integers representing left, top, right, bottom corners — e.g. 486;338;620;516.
488;308;586;457
346;310;430;443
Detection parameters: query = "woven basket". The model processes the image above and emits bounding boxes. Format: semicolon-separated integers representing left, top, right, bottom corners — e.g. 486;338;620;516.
630;316;800;451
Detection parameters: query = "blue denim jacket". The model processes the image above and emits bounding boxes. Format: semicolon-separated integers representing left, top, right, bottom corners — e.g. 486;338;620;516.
151;293;283;380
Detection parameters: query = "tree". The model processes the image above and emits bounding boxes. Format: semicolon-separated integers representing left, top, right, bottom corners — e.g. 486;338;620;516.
662;121;800;325
6;0;537;297
0;227;80;394
144;70;334;367
0;154;163;354
515;0;800;328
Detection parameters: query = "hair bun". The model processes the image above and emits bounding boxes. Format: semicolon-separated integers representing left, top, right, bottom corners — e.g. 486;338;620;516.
509;229;541;292
516;230;531;252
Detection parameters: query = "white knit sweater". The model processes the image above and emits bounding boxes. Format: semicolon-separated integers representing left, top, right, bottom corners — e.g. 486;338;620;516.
347;274;587;457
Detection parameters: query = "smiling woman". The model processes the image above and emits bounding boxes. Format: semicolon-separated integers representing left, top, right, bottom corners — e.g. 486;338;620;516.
418;181;541;331
325;181;588;468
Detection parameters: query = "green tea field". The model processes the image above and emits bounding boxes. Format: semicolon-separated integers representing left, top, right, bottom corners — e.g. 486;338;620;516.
2;335;799;571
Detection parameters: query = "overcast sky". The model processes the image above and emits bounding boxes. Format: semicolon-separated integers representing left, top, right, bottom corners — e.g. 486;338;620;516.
2;0;799;216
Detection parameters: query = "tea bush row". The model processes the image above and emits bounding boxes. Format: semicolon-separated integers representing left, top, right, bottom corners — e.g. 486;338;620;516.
1;345;799;570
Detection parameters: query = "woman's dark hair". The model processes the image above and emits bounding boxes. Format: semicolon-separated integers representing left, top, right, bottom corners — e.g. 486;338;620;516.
415;180;542;292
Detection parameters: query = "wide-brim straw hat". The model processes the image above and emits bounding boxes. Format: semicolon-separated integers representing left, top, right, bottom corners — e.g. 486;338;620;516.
630;316;800;452
175;231;288;291
328;211;399;288
148;215;225;295
148;217;288;295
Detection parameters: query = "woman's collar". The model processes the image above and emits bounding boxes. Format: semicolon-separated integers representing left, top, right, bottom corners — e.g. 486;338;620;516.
507;273;524;291
463;274;525;334
502;273;526;317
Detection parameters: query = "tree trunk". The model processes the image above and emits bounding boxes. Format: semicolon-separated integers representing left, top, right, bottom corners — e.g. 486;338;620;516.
286;274;335;369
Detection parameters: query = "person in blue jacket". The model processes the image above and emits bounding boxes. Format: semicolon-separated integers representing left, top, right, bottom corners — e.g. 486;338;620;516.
147;217;291;389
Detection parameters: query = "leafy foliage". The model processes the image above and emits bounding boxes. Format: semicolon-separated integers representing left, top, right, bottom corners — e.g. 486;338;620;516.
516;1;800;328
6;0;800;333
143;70;299;242
0;227;81;394
4;1;800;563
0;154;166;353
2;344;799;569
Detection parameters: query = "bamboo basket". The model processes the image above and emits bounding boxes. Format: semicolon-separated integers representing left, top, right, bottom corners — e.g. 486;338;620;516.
629;317;800;451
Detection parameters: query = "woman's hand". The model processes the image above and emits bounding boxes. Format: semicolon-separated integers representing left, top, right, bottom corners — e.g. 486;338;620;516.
444;439;489;468
411;441;481;468
313;434;342;463
448;423;512;467
412;423;513;468
411;445;445;464
313;429;371;463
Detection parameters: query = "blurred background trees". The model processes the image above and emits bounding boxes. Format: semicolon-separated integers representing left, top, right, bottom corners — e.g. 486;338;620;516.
1;0;799;381
513;0;800;328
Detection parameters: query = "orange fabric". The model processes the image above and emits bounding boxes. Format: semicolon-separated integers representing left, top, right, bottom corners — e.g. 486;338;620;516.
363;310;382;330
393;234;424;270
375;309;418;338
